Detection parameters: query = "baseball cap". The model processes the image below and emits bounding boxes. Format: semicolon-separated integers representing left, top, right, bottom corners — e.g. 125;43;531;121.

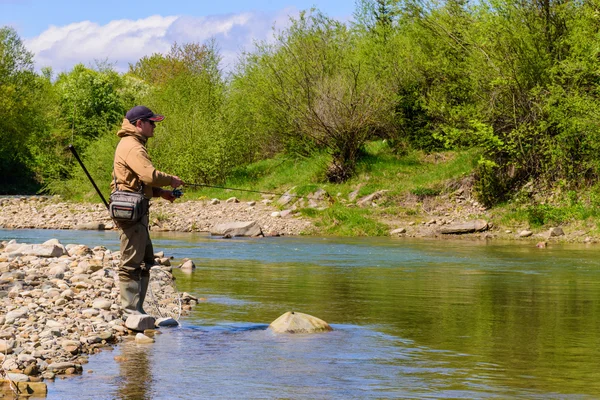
125;105;165;123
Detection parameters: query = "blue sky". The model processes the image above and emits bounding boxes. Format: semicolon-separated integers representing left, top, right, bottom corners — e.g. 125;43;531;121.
1;0;357;72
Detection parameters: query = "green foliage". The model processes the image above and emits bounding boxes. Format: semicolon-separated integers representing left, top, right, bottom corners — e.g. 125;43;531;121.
232;10;398;182
47;131;118;201
301;205;389;236
54;63;128;148
132;42;245;185
5;0;600;214
410;186;441;198
524;203;600;228
0;27;44;193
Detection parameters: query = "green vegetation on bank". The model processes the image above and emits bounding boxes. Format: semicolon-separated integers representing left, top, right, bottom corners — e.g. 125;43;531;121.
3;0;600;235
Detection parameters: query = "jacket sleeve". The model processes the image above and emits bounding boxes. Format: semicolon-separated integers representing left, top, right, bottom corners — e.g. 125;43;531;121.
126;146;173;188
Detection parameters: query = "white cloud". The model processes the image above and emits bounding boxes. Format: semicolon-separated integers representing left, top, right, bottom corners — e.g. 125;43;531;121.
24;9;298;74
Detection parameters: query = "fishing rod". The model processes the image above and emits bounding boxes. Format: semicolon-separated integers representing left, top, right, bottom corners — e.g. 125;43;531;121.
68;144;182;209
68;144;109;209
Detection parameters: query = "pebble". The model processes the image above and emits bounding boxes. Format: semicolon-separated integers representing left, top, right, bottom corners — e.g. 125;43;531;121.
0;238;198;385
0;197;313;237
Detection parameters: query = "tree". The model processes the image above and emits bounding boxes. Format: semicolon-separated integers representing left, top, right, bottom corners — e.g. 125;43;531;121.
0;26;44;193
233;11;397;182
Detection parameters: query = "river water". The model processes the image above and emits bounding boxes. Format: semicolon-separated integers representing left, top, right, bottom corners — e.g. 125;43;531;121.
2;229;600;399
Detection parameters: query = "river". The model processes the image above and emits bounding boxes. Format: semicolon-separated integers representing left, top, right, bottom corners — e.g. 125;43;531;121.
2;229;600;399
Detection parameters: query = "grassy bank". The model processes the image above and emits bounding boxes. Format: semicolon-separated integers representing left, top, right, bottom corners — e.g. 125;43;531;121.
179;141;482;236
64;140;600;239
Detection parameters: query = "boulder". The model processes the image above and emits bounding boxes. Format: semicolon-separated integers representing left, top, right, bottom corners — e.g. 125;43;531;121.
549;227;565;237
211;221;263;237
18;244;66;258
518;230;533;238
269;311;333;334
156;317;179;327
125;315;156;332
391;228;407;235
180;260;196;271
440;220;489;234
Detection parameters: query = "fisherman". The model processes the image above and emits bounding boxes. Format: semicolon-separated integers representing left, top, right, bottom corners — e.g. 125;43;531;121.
111;105;182;317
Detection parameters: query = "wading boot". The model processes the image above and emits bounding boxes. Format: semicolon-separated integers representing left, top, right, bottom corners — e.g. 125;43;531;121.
138;275;150;315
119;279;141;319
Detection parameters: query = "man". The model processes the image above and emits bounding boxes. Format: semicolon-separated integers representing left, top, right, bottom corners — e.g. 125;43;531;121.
111;105;182;317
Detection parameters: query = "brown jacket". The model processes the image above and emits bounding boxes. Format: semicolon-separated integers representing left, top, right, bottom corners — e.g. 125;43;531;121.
111;119;172;199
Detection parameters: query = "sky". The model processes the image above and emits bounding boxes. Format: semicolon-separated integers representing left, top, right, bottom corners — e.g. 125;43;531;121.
0;0;356;73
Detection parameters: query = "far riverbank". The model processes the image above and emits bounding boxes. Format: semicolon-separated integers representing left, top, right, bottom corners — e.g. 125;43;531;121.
1;195;598;246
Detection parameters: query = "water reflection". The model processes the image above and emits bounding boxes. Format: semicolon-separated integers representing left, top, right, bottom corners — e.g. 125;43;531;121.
116;339;153;400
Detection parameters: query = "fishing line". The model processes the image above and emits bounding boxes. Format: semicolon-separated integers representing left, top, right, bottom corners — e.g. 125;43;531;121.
182;182;324;200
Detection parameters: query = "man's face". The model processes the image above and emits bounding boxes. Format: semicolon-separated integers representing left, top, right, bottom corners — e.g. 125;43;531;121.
137;119;156;138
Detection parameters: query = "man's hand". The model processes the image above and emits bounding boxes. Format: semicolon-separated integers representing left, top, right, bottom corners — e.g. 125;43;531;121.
160;189;177;203
170;175;182;188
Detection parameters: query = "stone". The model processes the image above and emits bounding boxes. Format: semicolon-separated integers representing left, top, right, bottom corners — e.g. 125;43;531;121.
20;244;66;258
280;210;293;218
74;222;106;230
440;220;489;234
125;315;156;332
135;333;155;344
156;318;179;327
211;221;264;237
357;190;388;207
271;212;281;218
549;227;565;237
390;228;406;235
0;262;10;273
92;299;112;310
82;308;100;317
225;197;239;203
518;230;533;238
210;198;220;205
180;260;196;271
0;339;15;354
5;307;28;324
15;382;48;396
7;373;29;382
269;311;333;334
61;340;81;354
47;362;80;374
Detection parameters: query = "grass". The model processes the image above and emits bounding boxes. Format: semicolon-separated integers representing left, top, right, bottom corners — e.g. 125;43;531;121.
55;140;486;236
53;138;600;237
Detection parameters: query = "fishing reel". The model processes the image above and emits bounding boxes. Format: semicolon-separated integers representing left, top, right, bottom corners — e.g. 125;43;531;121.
172;188;184;199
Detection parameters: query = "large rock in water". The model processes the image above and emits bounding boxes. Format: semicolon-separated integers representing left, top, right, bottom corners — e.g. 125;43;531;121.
211;221;263;237
440;219;489;234
269;311;333;334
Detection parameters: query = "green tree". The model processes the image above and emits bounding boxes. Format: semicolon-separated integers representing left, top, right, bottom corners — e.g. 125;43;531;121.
131;42;238;184
232;11;397;182
0;26;45;193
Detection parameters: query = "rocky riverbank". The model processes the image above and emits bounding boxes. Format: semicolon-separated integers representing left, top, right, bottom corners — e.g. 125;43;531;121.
0;238;197;397
0;196;314;236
